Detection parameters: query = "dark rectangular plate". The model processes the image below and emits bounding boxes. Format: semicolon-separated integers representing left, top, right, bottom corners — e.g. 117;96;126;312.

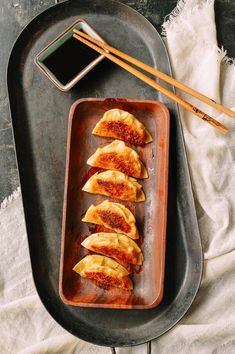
7;0;203;347
60;98;170;309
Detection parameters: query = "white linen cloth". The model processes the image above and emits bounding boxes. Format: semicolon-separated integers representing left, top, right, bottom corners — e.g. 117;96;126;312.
1;0;235;353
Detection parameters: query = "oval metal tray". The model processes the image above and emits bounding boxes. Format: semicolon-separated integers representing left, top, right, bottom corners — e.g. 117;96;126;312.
7;0;203;347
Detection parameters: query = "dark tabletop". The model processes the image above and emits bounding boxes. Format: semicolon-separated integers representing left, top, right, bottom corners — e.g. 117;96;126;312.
0;0;234;202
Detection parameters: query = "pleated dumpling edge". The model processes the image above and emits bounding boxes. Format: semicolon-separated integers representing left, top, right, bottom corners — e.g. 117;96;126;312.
82;170;145;202
92;108;153;146
87;140;148;179
81;232;143;265
73;254;133;291
82;200;139;239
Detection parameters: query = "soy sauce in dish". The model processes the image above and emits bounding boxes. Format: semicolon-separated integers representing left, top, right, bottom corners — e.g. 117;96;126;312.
43;35;99;85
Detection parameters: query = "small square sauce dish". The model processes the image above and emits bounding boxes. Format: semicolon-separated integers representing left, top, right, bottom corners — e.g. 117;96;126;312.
34;19;106;91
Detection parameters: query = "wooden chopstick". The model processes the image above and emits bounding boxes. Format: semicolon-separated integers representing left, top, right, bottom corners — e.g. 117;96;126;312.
73;29;234;119
73;32;228;134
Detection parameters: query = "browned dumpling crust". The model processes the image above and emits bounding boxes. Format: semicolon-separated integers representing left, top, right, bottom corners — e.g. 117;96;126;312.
82;200;139;239
81;233;143;265
92;109;152;146
87;140;148;179
82;170;145;202
73;254;133;290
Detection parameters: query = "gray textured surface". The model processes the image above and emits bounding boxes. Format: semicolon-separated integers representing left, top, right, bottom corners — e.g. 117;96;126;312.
1;0;56;201
1;0;235;202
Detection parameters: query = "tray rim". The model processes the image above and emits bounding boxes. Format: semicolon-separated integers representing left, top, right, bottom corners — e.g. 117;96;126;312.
59;97;170;309
6;0;203;347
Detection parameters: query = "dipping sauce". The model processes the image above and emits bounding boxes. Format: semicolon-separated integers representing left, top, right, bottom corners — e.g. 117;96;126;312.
35;19;105;91
43;35;100;85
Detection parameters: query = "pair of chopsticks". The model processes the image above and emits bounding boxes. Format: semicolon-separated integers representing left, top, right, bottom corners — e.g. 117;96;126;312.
73;29;234;134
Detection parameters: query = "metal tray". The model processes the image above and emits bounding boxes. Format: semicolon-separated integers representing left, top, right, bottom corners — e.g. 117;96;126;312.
7;0;203;348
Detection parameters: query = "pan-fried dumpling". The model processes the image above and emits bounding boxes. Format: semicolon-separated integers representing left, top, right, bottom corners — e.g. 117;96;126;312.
87;140;148;179
73;254;133;290
82;170;145;202
82;200;139;239
92;109;152;146
81;233;143;265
